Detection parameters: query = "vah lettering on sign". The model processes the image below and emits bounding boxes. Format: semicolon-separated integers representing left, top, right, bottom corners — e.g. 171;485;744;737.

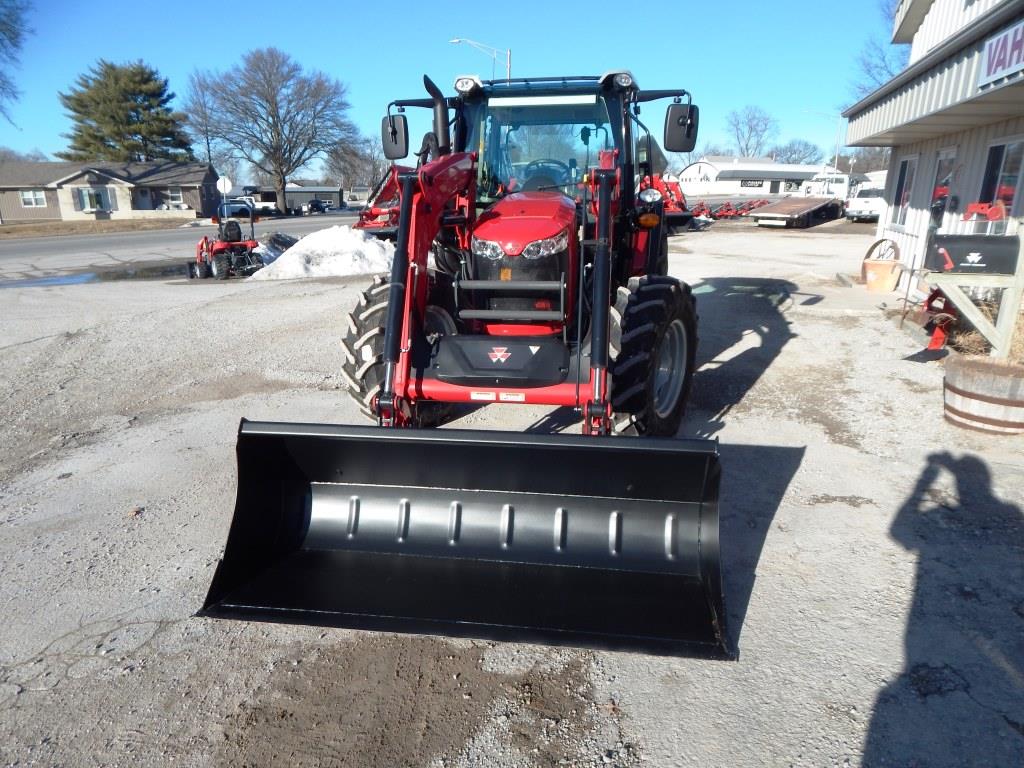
978;19;1024;88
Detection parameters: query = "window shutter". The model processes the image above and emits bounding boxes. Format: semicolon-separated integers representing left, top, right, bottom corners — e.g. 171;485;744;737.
73;189;83;211
107;188;118;211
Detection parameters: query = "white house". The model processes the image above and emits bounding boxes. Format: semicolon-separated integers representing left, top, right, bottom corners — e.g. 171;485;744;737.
844;0;1024;274
676;156;834;197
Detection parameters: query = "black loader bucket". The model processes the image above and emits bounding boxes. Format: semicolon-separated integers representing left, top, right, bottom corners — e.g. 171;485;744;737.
200;421;728;658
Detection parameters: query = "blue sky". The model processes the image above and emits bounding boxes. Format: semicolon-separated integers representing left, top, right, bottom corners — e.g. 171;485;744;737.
0;1;891;170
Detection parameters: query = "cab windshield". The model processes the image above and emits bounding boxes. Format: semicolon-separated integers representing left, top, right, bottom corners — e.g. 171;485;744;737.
465;94;615;201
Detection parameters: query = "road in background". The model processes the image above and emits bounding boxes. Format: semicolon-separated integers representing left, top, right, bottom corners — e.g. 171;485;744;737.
0;211;360;280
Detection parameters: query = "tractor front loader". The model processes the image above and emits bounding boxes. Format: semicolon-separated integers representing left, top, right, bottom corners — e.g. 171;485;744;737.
202;72;729;658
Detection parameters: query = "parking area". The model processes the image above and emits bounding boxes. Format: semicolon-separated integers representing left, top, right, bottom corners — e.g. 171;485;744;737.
1;220;1021;767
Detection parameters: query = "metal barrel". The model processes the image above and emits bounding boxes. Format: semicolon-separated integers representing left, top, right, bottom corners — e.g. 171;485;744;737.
200;420;728;658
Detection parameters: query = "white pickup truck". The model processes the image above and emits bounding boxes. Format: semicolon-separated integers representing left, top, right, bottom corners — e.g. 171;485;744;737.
845;187;886;222
230;196;279;215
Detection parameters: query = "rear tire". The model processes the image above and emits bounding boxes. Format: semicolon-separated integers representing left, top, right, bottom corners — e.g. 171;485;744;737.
609;275;697;436
212;253;230;280
340;275;455;427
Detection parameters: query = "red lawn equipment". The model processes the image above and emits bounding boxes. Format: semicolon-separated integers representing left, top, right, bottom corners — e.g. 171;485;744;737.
202;72;728;657
711;202;740;219
187;203;263;280
691;200;712;218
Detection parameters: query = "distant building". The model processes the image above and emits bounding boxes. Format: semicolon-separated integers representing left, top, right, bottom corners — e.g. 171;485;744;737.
676;156;833;197
844;0;1023;275
250;182;343;212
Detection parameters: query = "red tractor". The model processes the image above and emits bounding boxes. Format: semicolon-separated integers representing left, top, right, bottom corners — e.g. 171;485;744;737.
202;72;728;658
187;204;263;280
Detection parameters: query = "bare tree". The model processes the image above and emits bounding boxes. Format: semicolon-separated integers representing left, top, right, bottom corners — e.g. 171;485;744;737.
326;136;386;190
771;139;824;165
842;146;891;173
205;48;358;213
668;142;730;172
0;0;29;122
182;70;241;182
851;0;910;98
726;106;778;158
0;145;45;161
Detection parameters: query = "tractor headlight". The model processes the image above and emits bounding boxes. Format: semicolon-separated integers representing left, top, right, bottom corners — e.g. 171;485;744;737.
521;229;569;260
638;187;663;204
471;236;505;260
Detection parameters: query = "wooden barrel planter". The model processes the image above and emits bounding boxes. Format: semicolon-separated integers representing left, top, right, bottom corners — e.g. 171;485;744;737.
944;356;1024;435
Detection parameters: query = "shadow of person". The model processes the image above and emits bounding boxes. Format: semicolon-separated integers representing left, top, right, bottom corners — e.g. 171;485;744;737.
863;452;1024;767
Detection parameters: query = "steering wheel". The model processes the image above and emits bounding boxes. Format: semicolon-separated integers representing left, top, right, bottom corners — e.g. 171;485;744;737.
523;159;571;185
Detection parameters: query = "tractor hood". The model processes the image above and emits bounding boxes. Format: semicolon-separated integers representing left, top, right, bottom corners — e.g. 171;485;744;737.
473;192;576;256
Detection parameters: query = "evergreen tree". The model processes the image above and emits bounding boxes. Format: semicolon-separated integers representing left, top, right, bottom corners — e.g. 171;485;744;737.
57;60;194;162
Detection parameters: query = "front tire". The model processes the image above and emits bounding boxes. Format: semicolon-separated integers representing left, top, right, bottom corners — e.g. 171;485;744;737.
609;275;697;436
340;275;455;427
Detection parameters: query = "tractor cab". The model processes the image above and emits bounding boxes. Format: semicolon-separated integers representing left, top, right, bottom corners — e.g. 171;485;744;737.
377;73;698;335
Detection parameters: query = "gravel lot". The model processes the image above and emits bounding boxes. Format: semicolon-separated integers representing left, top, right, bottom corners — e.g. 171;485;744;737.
1;218;1022;767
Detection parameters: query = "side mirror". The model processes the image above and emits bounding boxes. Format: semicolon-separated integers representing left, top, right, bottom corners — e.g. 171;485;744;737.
664;103;699;153
382;114;409;160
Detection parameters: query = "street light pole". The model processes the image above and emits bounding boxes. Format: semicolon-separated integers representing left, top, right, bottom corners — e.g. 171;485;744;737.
449;37;512;81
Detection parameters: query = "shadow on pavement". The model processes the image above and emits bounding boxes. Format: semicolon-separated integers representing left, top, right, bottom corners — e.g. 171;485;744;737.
685;276;803;440
863;452;1024;766
718;443;804;655
520;277;809;658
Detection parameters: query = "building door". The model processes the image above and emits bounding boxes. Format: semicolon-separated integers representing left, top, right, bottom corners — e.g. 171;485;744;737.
769;180;780;193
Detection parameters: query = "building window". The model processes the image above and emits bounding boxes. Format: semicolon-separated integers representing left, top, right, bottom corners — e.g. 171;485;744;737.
79;188;108;211
890;157;917;226
979;139;1023;216
20;190;46;207
166;187;184;205
929;149;956;230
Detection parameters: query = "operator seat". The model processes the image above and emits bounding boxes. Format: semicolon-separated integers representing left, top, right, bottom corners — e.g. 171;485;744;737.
221;220;243;243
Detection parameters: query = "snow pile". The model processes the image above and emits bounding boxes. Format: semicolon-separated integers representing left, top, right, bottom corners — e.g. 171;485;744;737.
250;225;393;280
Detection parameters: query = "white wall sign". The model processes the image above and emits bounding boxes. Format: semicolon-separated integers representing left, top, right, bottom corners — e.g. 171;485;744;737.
978;18;1024;88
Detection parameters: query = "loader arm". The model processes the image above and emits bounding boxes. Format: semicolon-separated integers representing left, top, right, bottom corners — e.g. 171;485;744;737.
376;152;477;426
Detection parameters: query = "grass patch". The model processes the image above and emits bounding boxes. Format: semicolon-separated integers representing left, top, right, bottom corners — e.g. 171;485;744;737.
0;218;205;239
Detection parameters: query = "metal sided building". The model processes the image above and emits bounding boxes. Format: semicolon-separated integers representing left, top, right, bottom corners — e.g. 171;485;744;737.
844;0;1024;277
676;156;829;197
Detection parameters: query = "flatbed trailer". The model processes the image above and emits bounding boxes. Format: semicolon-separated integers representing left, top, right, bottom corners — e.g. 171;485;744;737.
749;196;843;228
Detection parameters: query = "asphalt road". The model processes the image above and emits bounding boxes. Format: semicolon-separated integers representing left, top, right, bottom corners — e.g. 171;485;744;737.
0;211;360;281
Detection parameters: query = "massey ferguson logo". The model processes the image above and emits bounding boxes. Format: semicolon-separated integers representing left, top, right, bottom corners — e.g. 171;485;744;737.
488;346;511;363
966;252;983;264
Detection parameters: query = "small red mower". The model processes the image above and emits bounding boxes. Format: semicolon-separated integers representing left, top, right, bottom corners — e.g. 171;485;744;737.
187;203;263;280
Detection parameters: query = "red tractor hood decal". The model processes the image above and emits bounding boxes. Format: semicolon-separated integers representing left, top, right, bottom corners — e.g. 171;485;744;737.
473;192;576;256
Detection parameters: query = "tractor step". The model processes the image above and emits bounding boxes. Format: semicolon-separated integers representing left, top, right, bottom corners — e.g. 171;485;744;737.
200;421;728;658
